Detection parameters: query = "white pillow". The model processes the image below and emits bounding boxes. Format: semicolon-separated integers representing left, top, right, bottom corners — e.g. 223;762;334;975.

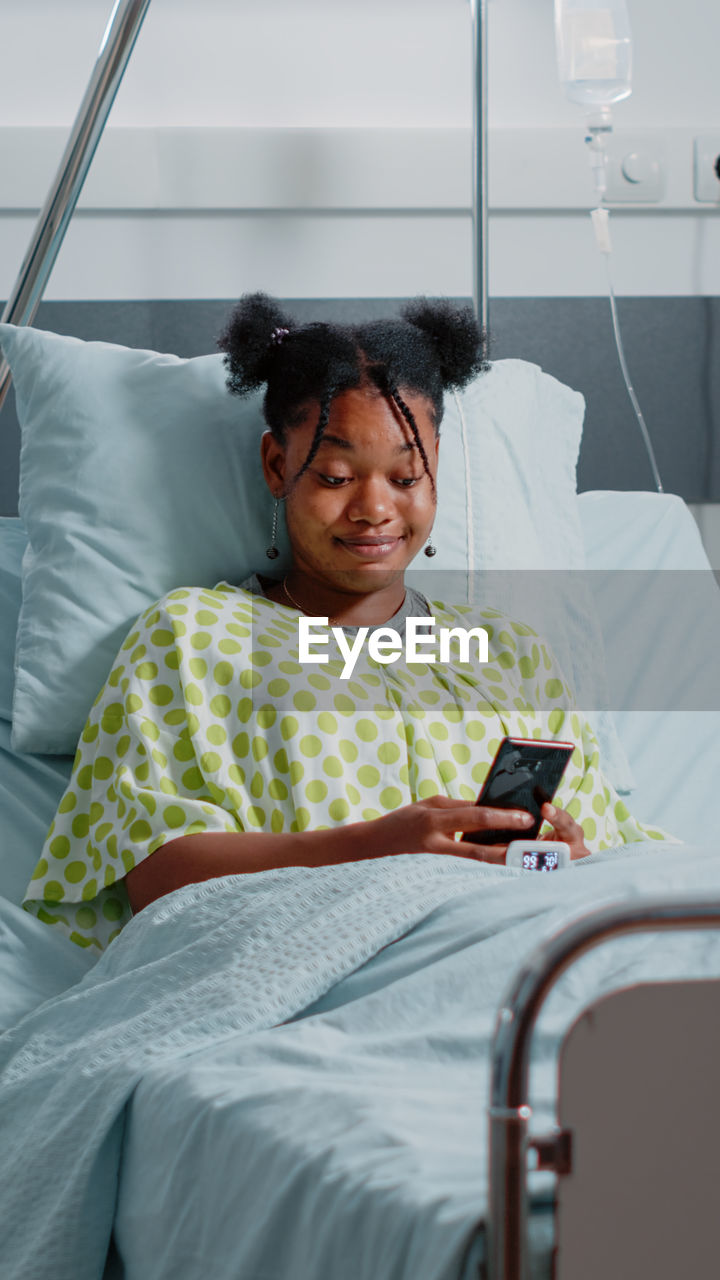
0;322;630;788
0;517;26;722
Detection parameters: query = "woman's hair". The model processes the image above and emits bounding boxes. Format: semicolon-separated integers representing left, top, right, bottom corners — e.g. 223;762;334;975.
217;292;489;485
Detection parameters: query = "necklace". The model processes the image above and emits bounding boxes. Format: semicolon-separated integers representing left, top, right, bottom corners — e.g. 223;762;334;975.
282;576;334;621
282;577;406;627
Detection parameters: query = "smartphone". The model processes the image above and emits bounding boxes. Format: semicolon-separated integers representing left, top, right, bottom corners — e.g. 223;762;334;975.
464;736;575;846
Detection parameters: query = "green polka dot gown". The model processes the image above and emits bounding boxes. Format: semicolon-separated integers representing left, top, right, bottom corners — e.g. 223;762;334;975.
22;585;669;951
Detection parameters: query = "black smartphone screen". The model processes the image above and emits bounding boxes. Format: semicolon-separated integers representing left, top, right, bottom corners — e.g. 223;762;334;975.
464;737;574;846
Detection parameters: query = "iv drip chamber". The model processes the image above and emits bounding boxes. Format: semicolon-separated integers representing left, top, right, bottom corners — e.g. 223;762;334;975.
555;0;632;107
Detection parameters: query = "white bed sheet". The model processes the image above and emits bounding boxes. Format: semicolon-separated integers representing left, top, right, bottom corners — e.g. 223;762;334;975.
578;490;720;843
0;718;90;1030
0;893;94;1032
0;717;72;905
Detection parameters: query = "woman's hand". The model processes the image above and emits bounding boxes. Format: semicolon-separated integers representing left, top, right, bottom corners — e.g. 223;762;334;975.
368;796;592;865
368;795;536;862
457;801;592;864
538;802;592;861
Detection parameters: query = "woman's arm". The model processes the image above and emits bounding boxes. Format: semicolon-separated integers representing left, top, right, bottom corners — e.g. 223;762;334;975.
125;797;537;913
126;825;369;913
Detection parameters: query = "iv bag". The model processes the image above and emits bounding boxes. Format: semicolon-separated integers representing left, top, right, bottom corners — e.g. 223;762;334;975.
555;0;632;107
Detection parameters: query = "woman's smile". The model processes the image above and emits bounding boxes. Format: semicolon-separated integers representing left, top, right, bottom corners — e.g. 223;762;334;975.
334;533;406;559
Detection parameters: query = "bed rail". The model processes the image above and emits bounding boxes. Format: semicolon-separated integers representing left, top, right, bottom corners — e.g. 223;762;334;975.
487;895;720;1280
0;0;152;413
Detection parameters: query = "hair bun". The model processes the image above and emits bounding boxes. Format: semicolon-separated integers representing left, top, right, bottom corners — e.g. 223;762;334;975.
217;293;295;395
400;297;488;391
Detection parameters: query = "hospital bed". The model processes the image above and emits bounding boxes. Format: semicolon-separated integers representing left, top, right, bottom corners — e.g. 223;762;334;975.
2;4;720;1279
2;485;720;1280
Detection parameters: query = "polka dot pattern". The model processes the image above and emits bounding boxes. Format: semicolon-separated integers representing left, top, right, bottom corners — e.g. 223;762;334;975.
23;584;668;951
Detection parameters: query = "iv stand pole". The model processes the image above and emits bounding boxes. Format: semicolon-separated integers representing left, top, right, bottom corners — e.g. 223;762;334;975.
0;0;152;413
470;0;489;333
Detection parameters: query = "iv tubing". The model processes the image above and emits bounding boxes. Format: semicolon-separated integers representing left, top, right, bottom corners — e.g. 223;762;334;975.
599;236;664;494
586;113;664;495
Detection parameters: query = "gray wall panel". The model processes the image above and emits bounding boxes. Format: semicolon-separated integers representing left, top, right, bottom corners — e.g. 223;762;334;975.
1;298;718;515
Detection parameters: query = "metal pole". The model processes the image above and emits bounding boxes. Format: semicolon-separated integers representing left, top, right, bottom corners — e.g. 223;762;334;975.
487;897;720;1280
0;0;153;412
469;0;489;333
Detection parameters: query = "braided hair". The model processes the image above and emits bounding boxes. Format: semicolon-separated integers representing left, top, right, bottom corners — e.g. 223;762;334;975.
217;293;489;488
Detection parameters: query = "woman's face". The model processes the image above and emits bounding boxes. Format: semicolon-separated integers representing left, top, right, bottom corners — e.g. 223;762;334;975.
261;384;439;597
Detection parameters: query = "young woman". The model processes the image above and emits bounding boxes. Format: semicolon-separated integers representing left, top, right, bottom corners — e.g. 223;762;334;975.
22;294;666;951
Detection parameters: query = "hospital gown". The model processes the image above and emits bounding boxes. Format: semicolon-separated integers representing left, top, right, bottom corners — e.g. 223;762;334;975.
22;583;669;951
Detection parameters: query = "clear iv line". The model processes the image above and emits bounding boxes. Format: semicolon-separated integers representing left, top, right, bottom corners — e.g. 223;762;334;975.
587;120;664;495
600;243;664;493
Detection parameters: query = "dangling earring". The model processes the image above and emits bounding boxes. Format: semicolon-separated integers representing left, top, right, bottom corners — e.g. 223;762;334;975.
424;532;437;558
266;497;280;559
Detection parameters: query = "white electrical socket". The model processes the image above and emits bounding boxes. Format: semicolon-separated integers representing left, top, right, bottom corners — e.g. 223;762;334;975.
694;136;720;203
603;134;665;203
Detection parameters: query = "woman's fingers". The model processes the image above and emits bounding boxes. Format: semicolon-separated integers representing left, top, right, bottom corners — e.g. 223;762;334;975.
540;802;590;858
423;800;590;865
452;806;534;834
410;795;534;836
541;802;577;836
442;805;534;863
396;797;535;862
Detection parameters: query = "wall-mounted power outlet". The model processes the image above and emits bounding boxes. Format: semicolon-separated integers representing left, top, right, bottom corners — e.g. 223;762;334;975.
694;136;720;203
603;133;665;203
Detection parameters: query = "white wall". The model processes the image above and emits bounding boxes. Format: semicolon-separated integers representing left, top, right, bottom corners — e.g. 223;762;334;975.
0;0;719;299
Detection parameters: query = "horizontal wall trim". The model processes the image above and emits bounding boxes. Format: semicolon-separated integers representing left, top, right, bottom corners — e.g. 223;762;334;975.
0;126;717;213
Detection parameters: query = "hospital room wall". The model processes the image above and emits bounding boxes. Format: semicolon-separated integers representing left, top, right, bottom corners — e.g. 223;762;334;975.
0;0;719;551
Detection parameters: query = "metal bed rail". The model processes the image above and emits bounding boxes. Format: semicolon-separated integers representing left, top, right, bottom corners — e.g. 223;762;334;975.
0;0;490;416
487;895;720;1280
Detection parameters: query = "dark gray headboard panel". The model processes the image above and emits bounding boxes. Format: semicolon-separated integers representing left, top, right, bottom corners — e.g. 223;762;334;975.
1;297;718;515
